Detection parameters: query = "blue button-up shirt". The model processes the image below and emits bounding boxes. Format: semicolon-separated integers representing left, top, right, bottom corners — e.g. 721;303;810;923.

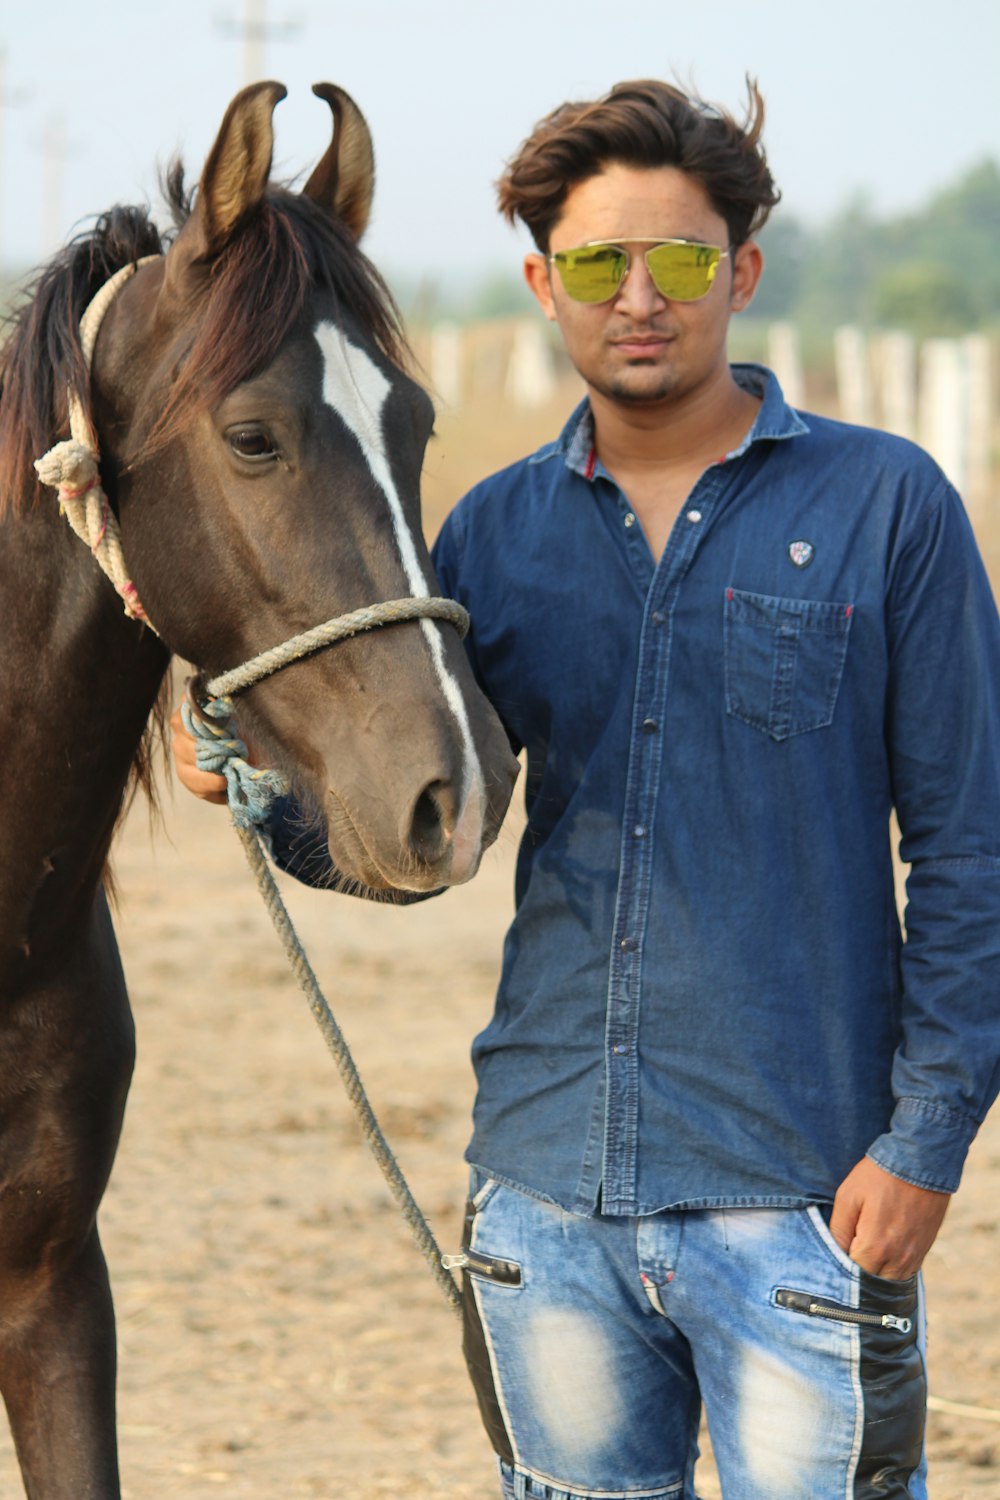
273;366;1000;1217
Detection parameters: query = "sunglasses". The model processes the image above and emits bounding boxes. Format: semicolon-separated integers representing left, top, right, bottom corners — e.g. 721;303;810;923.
549;238;730;305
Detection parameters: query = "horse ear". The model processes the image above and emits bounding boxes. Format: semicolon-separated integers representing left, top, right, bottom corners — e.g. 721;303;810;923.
302;83;375;240
195;80;287;256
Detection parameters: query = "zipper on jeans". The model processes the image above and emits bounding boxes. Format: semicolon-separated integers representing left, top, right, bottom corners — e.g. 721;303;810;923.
441;1250;522;1286
775;1287;912;1334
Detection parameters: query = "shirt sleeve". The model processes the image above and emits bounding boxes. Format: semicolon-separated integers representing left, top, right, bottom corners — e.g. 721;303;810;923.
433;498;523;756
866;479;1000;1193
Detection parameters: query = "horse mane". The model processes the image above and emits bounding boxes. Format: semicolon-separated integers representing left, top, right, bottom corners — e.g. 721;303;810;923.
138;163;409;461
0;204;165;516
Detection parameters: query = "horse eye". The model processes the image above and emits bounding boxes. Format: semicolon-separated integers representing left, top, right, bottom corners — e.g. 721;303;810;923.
226;424;278;462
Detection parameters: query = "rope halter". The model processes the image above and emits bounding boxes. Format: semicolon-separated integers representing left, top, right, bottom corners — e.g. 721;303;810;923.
185;596;470;829
34;257;162;631
33;258;471;826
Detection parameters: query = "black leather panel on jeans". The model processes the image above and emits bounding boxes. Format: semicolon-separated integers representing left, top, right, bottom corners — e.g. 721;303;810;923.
855;1272;926;1498
459;1197;516;1466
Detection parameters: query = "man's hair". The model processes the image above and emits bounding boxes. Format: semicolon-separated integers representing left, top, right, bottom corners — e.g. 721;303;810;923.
497;78;780;253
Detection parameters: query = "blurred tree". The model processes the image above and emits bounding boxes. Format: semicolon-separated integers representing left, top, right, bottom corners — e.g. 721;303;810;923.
791;159;1000;333
462;273;534;321
792;194;879;329
872;263;976;337
899;159;1000;325
750;215;807;320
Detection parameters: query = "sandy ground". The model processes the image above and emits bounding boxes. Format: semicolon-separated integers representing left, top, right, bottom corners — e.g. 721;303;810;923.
0;757;995;1498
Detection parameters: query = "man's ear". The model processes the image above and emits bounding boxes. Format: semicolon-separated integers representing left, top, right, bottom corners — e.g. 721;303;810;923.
730;239;764;313
524;253;558;322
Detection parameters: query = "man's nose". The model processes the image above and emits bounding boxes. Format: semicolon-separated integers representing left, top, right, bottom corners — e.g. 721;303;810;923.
614;255;667;315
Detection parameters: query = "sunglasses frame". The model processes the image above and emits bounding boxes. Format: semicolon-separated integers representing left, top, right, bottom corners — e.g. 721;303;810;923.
549;238;731;305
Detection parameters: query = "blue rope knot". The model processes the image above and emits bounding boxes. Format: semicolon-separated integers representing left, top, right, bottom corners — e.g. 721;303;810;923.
181;695;290;829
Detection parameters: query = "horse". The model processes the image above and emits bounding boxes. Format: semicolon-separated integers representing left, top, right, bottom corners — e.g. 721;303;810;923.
0;80;517;1497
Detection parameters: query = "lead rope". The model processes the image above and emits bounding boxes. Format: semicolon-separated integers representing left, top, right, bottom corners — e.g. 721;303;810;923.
182;687;464;1318
233;798;465;1314
244;821;463;1313
34;261;465;1316
186;630;473;1316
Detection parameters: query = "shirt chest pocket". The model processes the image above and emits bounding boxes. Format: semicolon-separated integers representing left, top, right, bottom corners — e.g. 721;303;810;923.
724;589;853;742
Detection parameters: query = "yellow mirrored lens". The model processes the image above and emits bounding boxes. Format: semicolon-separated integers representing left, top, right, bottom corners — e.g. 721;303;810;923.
644;242;721;301
554;245;627;303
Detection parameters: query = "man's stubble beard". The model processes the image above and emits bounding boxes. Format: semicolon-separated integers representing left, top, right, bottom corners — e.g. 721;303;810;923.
593;363;686;407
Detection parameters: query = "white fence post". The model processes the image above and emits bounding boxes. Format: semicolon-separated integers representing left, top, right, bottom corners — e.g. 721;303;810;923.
504;320;555;408
767;322;806;408
918;340;967;491
963;334;993;509
873;331;917;441
429;321;464;410
834;326;874;426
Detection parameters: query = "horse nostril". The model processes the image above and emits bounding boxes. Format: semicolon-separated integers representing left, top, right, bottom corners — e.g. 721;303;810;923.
409;781;457;864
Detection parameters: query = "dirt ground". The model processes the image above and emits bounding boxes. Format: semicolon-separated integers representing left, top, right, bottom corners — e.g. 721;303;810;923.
0;764;994;1498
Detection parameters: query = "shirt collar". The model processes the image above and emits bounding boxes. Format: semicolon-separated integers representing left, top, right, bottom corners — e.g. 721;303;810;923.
540;363;810;480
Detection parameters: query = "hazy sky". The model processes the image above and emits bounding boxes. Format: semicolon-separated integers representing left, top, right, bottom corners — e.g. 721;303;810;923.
2;0;998;285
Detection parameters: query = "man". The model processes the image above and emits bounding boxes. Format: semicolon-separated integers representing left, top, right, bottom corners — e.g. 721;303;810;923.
174;79;1000;1499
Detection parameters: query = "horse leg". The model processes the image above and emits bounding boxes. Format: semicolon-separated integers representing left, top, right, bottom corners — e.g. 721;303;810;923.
0;897;135;1498
0;1230;121;1499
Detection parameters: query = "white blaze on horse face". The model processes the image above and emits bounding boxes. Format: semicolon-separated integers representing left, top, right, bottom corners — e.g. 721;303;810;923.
314;322;485;879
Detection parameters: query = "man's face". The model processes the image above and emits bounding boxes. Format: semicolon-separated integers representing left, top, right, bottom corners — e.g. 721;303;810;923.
524;163;763;409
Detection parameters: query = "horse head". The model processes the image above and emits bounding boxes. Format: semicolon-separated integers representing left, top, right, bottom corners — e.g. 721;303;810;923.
88;82;518;894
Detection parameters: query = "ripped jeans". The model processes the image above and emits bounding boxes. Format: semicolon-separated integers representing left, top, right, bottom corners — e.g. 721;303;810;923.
458;1174;927;1500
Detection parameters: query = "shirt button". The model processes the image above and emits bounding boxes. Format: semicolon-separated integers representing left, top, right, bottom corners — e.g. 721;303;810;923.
687;509;702;523
651;611;665;625
633;825;646;838
612;1043;628;1056
624;512;636;528
620;936;637;952
641;718;658;733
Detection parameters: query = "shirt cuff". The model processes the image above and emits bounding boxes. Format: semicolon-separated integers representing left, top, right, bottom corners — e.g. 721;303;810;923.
866;1096;980;1194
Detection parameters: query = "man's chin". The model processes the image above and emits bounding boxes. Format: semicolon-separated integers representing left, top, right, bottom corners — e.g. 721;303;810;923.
604;373;681;405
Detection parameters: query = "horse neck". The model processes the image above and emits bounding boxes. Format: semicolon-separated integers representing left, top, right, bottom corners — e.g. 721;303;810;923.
0;498;168;967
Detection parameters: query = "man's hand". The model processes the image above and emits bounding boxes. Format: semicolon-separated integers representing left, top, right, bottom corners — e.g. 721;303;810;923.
829;1156;950;1280
169;706;228;805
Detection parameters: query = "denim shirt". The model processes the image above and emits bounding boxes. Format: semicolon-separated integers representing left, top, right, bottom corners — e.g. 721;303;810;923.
272;366;1000;1216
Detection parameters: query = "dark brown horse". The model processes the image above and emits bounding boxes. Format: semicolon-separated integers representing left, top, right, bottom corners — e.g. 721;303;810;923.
0;82;516;1497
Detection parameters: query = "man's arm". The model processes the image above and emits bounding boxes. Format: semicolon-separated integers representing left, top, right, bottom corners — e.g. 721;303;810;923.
835;475;1000;1275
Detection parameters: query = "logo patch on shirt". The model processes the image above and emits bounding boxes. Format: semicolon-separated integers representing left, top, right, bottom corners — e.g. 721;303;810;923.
788;540;815;568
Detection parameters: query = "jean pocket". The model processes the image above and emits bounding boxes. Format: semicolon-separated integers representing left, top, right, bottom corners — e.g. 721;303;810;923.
469;1168;500;1210
806;1206;921;1289
455;1174;523;1289
724;589;853;741
805;1204;859;1275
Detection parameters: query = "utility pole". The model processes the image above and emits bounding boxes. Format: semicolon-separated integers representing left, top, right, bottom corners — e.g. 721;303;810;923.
0;49;31;275
216;0;302;86
41;114;74;256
